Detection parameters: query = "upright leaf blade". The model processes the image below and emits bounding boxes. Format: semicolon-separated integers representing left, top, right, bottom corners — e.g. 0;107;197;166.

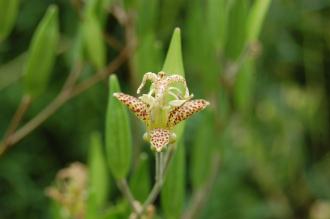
225;0;248;59
162;28;185;140
129;153;151;202
88;131;110;209
161;28;186;218
162;28;184;77
234;0;272;112
82;12;106;70
0;0;20;42
106;75;132;180
161;141;185;219
246;0;272;42
23;5;59;98
190;112;214;190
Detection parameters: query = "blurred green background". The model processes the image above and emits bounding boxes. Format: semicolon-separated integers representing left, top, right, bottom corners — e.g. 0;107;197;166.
1;0;330;218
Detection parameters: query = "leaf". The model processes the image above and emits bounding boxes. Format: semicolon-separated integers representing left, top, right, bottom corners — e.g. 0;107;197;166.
129;153;151;202
101;199;130;219
162;28;184;77
162;28;185;140
105;75;132;180
190;112;214;190
23;5;59;98
82;12;106;70
136;0;159;36
206;0;228;52
88;131;110;210
234;61;255;112
225;0;248;59
0;0;20;42
161;140;185;219
246;0;272;42
158;0;185;39
84;0;113;26
234;0;272;112
160;28;186;218
0;52;26;91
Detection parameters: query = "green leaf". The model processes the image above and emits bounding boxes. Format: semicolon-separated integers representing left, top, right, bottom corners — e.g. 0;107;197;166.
162;28;184;77
105;75;132;180
133;0;161;82
23;5;59;98
206;0;228;52
160;28;186;218
0;0;20;42
101;199;130;219
88;131;110;210
234;0;271;112
158;0;185;39
190;112;214;190
136;0;159;36
234;61;255;112
0;52;26;91
246;0;272;42
133;33;162;81
84;0;113;26
225;0;248;59
82;12;106;70
129;153;151;202
162;28;185;140
161;140;185;219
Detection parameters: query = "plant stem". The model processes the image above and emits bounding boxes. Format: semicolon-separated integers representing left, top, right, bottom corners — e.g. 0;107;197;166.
222;42;259;87
182;152;221;219
155;152;160;182
0;48;128;156
3;94;32;141
159;152;164;184
70;47;128;97
137;145;175;217
117;179;140;213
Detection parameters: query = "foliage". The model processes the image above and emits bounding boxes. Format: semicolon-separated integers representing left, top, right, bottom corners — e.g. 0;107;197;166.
0;0;330;218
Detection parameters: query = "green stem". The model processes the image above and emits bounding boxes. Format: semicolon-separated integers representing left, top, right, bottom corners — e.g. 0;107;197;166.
117;179;140;212
155;152;160;181
137;145;175;217
159;152;164;184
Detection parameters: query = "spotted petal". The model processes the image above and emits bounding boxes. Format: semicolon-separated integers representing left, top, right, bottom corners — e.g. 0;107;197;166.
113;92;149;122
168;99;209;128
149;128;171;152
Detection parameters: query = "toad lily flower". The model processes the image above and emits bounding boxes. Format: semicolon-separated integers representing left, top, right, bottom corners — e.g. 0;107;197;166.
113;71;209;152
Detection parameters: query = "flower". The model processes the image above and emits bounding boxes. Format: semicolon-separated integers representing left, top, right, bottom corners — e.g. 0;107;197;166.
46;162;87;218
113;71;209;152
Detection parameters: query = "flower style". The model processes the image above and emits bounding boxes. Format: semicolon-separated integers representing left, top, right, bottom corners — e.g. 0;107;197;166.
113;71;209;152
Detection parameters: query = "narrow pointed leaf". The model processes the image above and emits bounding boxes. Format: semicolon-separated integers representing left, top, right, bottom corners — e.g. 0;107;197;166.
0;0;20;42
190;112;214;190
84;0;113;25
160;28;186;218
162;28;184;77
82;12;106;70
162;28;185;140
129;153;151;202
106;75;132;180
161;141;185;218
88;131;110;210
235;0;271;112
225;0;248;59
23;5;59;98
246;0;272;42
